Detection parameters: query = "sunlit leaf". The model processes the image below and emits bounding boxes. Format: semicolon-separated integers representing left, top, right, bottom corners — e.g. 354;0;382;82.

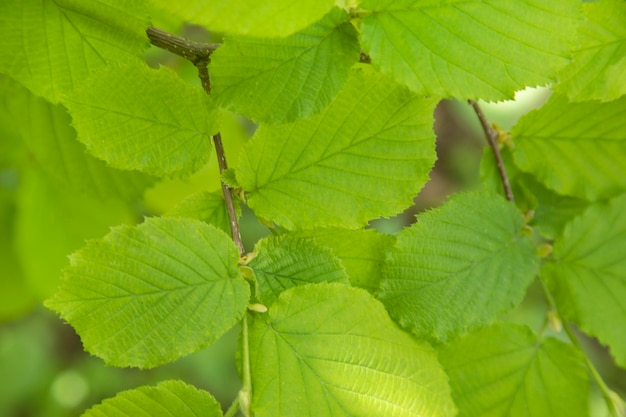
359;0;579;100
63;61;221;178
250;283;456;417
211;8;359;123
380;191;540;342
542;194;626;367
236;66;437;229
0;0;149;103
439;323;589;417
46;217;250;368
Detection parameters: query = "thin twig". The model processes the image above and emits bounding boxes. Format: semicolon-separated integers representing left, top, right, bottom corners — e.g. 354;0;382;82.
468;99;515;202
147;27;245;254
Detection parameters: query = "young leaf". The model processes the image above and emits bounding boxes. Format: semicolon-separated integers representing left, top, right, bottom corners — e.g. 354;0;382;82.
556;0;626;102
0;0;149;103
166;190;237;235
81;380;222;417
542;194;626;368
63;61;221;178
210;7;359;123
380;191;540;342
249;283;456;417
236;66;437;229
249;235;349;305
513;94;626;201
438;323;589;417
5;79;153;201
45;217;250;369
151;0;335;38
292;228;395;291
359;0;578;100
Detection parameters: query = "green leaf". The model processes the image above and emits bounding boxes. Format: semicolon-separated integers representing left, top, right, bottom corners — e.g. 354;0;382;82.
513;94;626;201
166;190;237;235
4;77;153;200
81;380;222;417
292;228;395;291
152;0;335;38
439;323;589;417
542;194;626;368
249;283;456;417
0;0;149;103
380;191;540;342
359;0;579;100
236;66;437;229
210;8;359;123
45;217;250;368
63;61;221;178
556;0;626;102
249;234;349;305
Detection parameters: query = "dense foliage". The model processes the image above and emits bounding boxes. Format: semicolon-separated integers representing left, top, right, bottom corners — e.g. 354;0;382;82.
1;1;625;416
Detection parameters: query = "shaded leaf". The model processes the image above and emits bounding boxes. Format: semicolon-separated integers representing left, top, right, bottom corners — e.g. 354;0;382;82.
380;191;540;342
359;0;578;100
249;234;349;305
439;323;589;417
45;217;250;368
236;66;437;229
513;94;626;201
249;283;456;417
63;62;221;178
211;8;359;123
82;380;222;417
166;190;237;235
0;0;149;103
542;194;626;367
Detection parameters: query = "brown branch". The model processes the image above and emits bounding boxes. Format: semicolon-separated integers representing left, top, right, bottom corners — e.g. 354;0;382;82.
147;27;245;255
468;100;515;202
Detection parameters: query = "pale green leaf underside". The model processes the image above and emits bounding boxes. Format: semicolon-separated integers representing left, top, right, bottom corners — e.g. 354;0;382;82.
380;191;540;342
236;66;437;229
542;194;626;367
439;323;588;417
249;234;349;305
64;62;221;178
556;0;626;102
6;78;153;200
211;7;359;124
292;228;395;291
250;283;456;417
45;217;249;369
166;190;236;235
359;0;578;100
82;380;222;417
513;94;626;201
151;0;335;37
0;0;148;103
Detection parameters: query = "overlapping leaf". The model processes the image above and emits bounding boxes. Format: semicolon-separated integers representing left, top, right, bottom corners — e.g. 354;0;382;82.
64;62;221;178
0;0;149;103
292;228;395;291
4;78;153;200
151;0;335;38
249;283;456;417
210;8;359;123
542;194;626;367
45;217;250;368
380;191;540;342
556;0;626;102
439;323;588;417
166;190;236;235
82;380;222;417
513;94;626;201
359;0;579;100
236;66;437;229
249;235;349;305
